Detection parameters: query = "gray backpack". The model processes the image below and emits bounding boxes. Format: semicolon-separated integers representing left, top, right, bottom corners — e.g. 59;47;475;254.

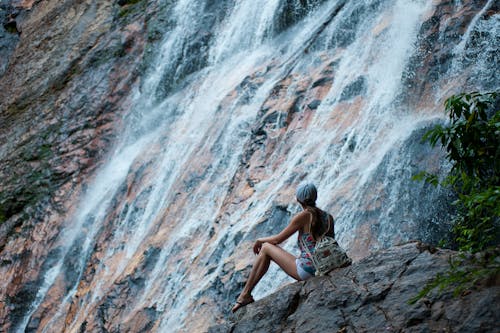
301;214;352;276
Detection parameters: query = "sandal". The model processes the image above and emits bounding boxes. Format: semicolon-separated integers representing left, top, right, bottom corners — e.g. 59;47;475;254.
231;295;254;313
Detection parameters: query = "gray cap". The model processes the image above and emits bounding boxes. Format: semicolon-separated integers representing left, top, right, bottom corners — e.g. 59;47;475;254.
296;183;317;205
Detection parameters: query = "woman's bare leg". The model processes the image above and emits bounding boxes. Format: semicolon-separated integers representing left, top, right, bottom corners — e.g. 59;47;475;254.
234;243;300;310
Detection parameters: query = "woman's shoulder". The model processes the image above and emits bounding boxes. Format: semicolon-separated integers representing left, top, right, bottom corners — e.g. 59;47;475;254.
292;210;313;226
295;209;313;219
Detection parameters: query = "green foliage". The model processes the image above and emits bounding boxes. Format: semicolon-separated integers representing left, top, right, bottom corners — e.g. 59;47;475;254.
411;91;499;303
432;92;499;185
411;171;439;187
419;91;499;252
454;186;500;252
409;249;500;304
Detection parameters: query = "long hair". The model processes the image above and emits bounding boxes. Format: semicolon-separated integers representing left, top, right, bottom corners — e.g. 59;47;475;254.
305;205;329;240
296;183;333;239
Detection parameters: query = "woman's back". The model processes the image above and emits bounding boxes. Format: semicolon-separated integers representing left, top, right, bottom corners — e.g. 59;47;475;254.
303;208;334;238
297;208;334;275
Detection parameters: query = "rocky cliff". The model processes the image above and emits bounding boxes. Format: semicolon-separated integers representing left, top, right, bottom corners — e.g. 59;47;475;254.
0;0;498;332
0;0;155;330
0;0;153;247
210;242;499;333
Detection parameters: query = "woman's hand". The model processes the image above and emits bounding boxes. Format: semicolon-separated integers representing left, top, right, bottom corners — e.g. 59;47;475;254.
253;239;263;255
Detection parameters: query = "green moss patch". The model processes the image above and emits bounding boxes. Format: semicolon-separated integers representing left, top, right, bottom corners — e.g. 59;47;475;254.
118;0;144;5
117;0;145;17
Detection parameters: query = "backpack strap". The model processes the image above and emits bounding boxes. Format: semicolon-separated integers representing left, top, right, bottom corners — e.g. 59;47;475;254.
305;209;313;234
300;210;320;271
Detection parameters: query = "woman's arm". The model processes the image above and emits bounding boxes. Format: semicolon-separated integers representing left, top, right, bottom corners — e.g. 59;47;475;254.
253;210;311;254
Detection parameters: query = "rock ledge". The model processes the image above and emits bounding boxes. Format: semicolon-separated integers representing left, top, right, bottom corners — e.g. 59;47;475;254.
210;242;499;333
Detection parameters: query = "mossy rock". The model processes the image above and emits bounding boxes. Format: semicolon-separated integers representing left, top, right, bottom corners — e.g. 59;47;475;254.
0;206;6;224
3;21;19;34
21;144;53;162
117;0;143;6
88;42;127;68
117;0;145;18
0;196;24;226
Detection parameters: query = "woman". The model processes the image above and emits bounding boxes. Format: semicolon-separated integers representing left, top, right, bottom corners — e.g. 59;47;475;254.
232;183;335;313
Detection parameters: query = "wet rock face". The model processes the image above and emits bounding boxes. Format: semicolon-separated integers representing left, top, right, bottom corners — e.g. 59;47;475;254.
274;0;330;34
0;0;157;330
0;0;150;243
403;0;499;104
0;1;21;75
0;0;155;235
346;124;456;254
209;243;499;333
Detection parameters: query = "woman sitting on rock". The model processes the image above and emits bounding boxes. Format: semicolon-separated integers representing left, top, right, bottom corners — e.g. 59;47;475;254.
232;183;334;313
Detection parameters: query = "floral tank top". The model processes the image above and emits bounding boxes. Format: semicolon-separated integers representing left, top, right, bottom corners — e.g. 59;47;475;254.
297;210;334;274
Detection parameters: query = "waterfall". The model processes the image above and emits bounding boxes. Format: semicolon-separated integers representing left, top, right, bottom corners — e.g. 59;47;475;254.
16;0;498;332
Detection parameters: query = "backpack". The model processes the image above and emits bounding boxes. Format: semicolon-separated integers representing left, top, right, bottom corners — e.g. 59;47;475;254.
300;213;352;276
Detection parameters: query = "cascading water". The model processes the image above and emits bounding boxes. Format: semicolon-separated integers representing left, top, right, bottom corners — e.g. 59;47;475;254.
14;0;498;332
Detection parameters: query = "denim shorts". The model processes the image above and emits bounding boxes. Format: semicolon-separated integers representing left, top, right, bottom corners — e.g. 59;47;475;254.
296;259;314;280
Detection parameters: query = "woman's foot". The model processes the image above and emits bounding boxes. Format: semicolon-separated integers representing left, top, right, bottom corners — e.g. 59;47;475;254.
231;294;254;313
